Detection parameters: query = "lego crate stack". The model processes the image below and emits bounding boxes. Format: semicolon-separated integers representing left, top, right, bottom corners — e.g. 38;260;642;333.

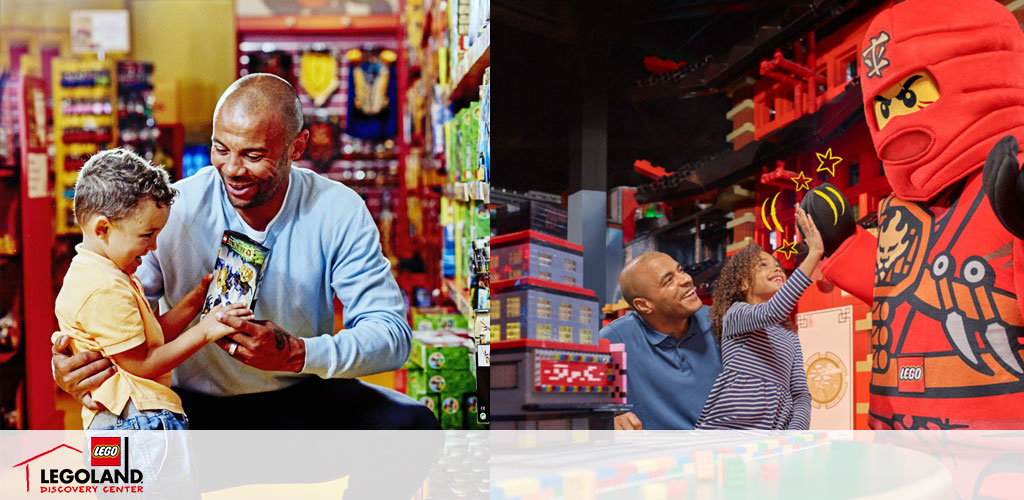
490;201;629;430
395;310;486;430
406;0;491;428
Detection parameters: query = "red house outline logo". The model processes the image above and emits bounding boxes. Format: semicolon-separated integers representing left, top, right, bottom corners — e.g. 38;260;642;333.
10;444;82;492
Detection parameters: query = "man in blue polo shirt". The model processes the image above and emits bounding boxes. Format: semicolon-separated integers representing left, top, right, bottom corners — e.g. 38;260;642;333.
600;252;722;430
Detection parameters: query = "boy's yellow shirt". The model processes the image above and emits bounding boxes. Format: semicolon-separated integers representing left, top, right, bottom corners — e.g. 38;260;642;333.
54;244;183;429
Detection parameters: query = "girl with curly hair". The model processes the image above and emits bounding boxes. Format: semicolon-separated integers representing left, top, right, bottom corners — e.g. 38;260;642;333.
695;207;824;430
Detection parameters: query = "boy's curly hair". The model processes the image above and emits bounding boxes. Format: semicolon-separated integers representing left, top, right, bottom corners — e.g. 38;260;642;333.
710;242;794;344
74;148;177;225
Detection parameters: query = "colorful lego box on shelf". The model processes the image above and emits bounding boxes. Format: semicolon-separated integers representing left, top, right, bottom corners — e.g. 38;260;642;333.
460;102;481;182
439;391;465;429
478;68;490;182
411;309;470;331
455;202;467;284
441;197;456;278
418;394;439;420
491;230;584;286
431;83;447;155
410;333;472;372
490;339;628;426
491;278;601;345
410;367;476;395
444;116;456;184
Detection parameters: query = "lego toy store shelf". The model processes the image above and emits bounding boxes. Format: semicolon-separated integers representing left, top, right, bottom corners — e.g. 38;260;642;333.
447;25;490;104
51;58;119;235
444;278;479;319
444;180;489;203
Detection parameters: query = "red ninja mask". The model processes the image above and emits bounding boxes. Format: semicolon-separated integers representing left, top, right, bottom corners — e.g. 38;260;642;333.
860;0;1024;202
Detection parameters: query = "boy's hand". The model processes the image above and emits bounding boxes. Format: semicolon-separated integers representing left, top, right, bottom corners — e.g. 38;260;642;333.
180;274;214;312
51;334;115;411
199;303;253;342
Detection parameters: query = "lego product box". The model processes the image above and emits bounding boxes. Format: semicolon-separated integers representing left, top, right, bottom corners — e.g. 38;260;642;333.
411;311;470;331
439;391;465;429
491;230;583;286
201;231;270;319
416;393;439;420
408;367;477;395
410;332;472;371
491;277;601;346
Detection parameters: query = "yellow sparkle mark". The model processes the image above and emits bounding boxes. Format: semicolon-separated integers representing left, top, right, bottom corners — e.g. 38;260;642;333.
813;189;840;226
824;185;846;216
770;191;784;234
791;171;812;191
777;238;799;259
815;147;842;177
761;196;773;232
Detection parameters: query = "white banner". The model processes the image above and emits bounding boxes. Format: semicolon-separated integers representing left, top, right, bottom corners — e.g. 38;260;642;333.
797;305;854;430
3;430;1024;499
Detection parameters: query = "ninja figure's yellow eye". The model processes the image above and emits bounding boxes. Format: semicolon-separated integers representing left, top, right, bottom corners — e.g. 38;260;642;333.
872;71;939;130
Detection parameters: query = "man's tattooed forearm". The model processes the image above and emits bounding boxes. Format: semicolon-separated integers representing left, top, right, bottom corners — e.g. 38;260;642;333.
273;328;288;350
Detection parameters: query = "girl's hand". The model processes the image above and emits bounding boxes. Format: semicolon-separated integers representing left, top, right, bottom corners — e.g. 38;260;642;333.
796;207;824;258
199;303;253;342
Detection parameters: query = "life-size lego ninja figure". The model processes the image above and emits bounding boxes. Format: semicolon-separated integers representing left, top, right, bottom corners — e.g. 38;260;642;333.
801;0;1024;429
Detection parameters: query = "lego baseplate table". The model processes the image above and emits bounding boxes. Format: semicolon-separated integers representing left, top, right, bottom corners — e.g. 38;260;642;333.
490;431;956;500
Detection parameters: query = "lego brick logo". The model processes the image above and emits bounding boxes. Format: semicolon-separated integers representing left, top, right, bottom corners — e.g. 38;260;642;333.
91;437;121;466
897;356;925;393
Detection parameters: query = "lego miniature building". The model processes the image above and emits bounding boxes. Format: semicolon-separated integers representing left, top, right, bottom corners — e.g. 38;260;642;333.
491;230;584;286
491;278;601;345
491;339;627;429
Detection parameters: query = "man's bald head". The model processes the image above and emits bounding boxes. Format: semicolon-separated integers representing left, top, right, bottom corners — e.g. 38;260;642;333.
214;73;304;140
619;251;667;308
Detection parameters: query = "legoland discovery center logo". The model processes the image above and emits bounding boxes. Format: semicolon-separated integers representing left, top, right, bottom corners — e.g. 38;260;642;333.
12;436;145;494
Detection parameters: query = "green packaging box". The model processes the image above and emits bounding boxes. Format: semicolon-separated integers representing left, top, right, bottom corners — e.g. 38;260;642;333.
416;393;439;420
411;312;470;331
408;367;476;395
439;391;465;430
409;336;468;370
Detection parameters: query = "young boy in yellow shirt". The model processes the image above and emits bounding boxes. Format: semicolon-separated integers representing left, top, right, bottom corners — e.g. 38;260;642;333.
54;148;250;430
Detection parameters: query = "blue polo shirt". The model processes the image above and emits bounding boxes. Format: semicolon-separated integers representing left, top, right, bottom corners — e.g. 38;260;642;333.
600;308;722;430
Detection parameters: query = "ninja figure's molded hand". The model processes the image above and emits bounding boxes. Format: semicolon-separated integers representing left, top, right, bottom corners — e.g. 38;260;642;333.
983;135;1024;240
799;183;856;257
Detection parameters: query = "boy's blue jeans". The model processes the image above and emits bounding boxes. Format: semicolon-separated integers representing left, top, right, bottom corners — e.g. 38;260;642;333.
86;402;198;499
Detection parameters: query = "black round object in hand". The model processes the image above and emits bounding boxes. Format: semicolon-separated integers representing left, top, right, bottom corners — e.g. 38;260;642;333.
799;183;856;257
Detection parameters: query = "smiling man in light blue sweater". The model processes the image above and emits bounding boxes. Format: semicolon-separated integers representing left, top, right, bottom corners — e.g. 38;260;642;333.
53;73;437;429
